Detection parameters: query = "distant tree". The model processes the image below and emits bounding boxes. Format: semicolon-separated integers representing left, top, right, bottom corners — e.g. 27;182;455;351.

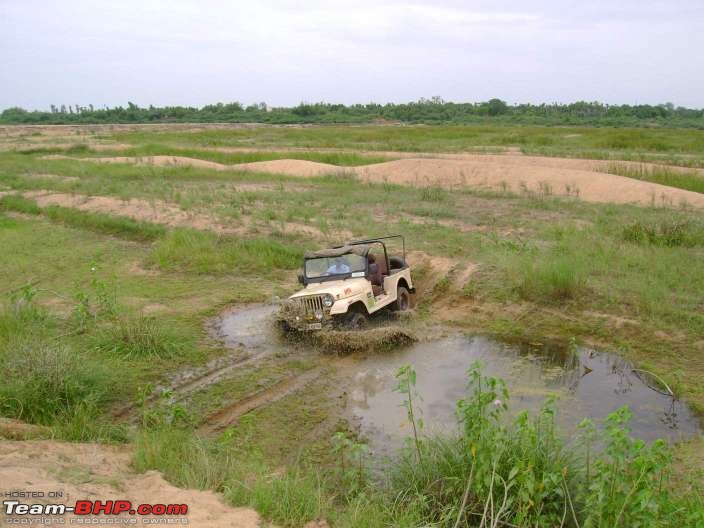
487;98;508;116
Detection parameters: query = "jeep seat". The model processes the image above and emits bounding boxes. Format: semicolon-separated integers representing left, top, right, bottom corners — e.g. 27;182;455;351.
368;255;384;296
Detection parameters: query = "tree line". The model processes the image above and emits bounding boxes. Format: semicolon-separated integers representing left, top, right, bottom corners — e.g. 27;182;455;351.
2;98;703;127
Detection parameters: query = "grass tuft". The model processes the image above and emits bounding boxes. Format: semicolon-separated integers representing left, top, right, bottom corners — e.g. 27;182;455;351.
94;315;184;359
518;255;586;302
623;219;704;247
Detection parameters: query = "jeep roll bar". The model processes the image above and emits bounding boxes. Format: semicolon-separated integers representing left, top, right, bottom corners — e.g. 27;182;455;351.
346;235;406;261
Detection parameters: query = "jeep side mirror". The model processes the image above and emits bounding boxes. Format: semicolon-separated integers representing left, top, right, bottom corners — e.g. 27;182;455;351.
297;272;305;285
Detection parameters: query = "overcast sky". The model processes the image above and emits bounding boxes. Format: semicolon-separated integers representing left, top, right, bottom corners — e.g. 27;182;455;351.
2;0;703;110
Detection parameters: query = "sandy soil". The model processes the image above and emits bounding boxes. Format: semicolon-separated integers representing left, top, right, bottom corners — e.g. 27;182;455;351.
0;439;264;527
43;153;704;208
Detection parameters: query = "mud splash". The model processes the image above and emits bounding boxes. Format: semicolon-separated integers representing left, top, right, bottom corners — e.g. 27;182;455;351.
348;335;701;457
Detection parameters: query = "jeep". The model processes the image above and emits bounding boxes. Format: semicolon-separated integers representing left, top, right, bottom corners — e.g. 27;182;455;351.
279;235;415;331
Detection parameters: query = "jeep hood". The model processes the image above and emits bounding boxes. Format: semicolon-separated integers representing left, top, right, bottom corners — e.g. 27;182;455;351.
289;278;368;300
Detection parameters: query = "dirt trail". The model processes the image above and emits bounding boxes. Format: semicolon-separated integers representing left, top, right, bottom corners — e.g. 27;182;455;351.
0;440;264;527
200;367;323;435
43;153;704;208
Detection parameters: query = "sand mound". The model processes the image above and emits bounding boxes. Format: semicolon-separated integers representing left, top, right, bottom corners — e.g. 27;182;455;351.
41;154;344;177
41;152;704;208
0;439;263;527
236;159;347;177
355;157;704;207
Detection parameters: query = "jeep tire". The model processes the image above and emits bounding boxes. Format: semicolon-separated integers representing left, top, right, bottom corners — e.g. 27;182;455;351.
345;311;367;330
393;286;410;311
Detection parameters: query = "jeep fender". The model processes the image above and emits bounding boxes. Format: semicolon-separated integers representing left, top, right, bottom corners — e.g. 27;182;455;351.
330;292;371;315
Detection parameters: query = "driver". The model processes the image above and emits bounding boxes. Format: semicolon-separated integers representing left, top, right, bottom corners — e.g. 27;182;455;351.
326;256;350;275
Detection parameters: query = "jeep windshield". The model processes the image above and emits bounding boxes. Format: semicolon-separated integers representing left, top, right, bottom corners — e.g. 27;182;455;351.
305;254;367;280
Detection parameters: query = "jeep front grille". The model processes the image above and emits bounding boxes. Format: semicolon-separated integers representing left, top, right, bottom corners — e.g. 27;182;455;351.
295;295;325;318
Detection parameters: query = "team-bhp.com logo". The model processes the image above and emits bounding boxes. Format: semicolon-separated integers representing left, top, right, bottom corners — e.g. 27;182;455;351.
3;500;189;524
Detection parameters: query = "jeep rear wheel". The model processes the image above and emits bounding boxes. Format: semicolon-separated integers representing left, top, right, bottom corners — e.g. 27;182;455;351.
393;286;410;311
345;311;367;330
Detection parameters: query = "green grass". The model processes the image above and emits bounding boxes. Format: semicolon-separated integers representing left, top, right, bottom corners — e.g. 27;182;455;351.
604;163;704;194
0;213;295;435
112;125;704;166
0;295;113;427
622;218;704;247
93;315;187;359
0;194;166;241
517;255;587;302
149;228;305;274
61;143;390;166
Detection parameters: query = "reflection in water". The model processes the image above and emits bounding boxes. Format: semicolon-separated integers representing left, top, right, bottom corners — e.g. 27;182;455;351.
349;336;700;456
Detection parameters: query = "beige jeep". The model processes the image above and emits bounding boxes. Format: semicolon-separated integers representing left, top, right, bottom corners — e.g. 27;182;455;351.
279;236;414;331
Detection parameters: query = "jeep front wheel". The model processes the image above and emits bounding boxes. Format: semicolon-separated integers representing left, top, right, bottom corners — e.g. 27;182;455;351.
345;311;367;330
393;286;410;311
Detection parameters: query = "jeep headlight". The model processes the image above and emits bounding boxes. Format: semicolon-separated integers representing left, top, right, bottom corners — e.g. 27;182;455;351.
323;294;334;308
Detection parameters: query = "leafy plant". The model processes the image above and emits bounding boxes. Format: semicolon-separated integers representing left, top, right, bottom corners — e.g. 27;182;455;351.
394;364;423;462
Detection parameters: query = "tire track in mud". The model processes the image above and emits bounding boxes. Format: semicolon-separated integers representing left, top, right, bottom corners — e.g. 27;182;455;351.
112;304;281;420
111;349;260;419
199;367;324;436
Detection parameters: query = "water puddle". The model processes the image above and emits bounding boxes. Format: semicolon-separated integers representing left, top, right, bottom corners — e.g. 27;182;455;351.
212;303;281;351
212;305;700;455
348;335;700;456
